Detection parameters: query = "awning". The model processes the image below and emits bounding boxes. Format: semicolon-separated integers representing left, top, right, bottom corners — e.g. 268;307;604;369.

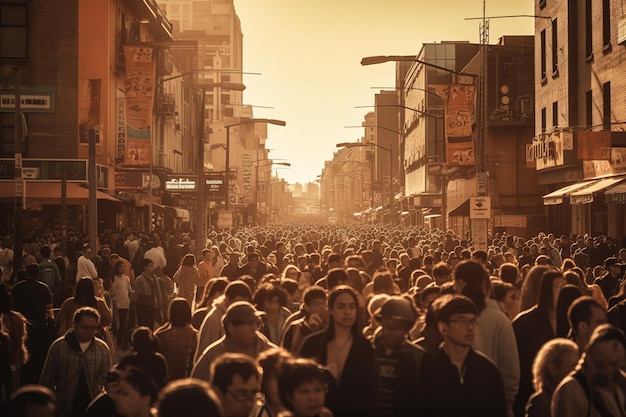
165;206;190;221
570;177;626;204
449;199;470;217
542;180;598;205
605;182;626;203
0;182;124;205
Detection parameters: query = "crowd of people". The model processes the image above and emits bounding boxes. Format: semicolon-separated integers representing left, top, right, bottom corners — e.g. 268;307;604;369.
0;223;625;417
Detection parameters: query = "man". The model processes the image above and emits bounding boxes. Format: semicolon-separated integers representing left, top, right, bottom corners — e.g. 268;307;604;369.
144;240;167;276
281;285;328;354
274;241;287;272
568;296;608;352
196;280;253;361
132;258;163;329
551;324;626;417
235;252;268;282
372;296;425;417
12;264;56;384
40;307;111;417
96;245;112;280
221;252;242;282
197;248;215;303
416;295;507;417
192;301;275;381
75;245;98;283
38;245;62;295
209;353;261;417
594;257;624;301
542;236;562;268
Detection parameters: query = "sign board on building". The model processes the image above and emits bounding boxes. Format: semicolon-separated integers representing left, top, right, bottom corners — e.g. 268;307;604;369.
476;172;487;194
472;219;489;251
0;159;87;182
217;209;233;228
469;196;491;219
165;177;196;191
0;87;56;113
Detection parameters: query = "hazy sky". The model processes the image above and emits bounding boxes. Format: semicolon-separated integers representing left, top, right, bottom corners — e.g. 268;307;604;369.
234;0;534;185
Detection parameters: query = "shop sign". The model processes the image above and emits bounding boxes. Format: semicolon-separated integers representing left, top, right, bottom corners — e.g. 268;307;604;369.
0;158;87;181
469;196;491;219
1;87;55;112
165;176;196;191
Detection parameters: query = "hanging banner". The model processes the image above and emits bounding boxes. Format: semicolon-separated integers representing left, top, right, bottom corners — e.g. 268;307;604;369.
78;79;101;144
123;46;156;166
434;84;476;166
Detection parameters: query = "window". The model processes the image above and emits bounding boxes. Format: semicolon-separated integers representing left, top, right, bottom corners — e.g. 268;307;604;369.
0;3;28;59
585;90;593;127
541;107;547;133
603;82;611;129
602;0;610;47
0;113;16;155
552;101;558;128
540;29;547;81
551;19;558;75
585;0;593;58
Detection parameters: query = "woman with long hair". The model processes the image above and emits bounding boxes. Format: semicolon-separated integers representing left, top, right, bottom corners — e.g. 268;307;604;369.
300;285;375;417
109;261;133;349
172;254;199;307
154;298;198;379
555;284;584;338
191;277;229;330
118;327;169;389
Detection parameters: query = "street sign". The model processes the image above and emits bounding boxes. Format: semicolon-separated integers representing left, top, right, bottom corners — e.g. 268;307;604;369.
0;158;87;182
469;196;491;219
476;172;487;194
472;219;489;251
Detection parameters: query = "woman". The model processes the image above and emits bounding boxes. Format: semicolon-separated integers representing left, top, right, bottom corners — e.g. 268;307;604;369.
56;277;112;342
254;347;293;417
154;298;198;379
525;338;579;417
192;277;229;330
111;366;158;417
555;284;584;338
118;327;169;389
300;286;375;417
491;280;519;320
172;254;199;306
277;358;332;417
211;246;226;277
109;261;133;349
0;284;28;389
254;283;292;345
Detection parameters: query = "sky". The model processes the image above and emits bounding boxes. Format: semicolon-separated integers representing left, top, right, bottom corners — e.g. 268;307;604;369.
234;0;534;185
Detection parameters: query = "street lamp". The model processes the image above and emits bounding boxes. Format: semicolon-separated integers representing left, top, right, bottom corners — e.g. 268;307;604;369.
224;118;286;227
336;141;392;225
361;55;477;80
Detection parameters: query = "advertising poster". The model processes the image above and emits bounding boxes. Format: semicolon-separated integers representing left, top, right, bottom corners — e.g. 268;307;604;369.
434;84;477;167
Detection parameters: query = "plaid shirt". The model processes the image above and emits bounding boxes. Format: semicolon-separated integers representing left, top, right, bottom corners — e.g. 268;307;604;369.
39;330;111;417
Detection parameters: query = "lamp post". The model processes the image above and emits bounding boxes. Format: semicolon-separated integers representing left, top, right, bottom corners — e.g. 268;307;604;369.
337;142;392;225
253;160;290;226
224;118;286;228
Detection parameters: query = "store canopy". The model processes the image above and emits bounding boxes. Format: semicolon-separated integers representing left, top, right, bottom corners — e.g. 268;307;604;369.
605;182;626;203
449;199;470;217
0;182;124;205
569;177;625;204
542;180;598;205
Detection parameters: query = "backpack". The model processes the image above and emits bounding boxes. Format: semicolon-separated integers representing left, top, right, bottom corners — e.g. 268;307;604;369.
39;263;59;293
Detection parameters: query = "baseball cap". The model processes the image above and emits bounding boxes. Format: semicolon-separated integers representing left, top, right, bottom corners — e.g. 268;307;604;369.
375;296;417;324
437;295;478;323
223;301;264;328
605;257;623;268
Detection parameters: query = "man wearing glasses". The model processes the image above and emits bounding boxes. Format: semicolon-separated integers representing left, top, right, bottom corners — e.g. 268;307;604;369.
416;295;507;417
209;353;262;417
192;301;276;381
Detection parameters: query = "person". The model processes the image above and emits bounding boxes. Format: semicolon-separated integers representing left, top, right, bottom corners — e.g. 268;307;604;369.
192;278;230;330
300;285;376;417
76;245;99;283
172;254;199;306
416;295;507;417
192;301;275;381
196;280;253;361
109;260;133;349
38;245;62;295
0;284;28;389
110;365;158;417
413;296;444;354
371;295;425;417
255;347;293;417
512;269;564;417
56;278;113;341
277;357;332;417
143;241;167;277
154;298;198;379
221;252;242;282
236;252;268;282
132;259;163;329
4;384;57;417
551;323;626;417
117;327;169;389
39;306;112;417
197;249;216;304
281;286;327;355
524;338;579;417
555;284;584;338
568;296;608;353
210;352;262;417
254;283;292;345
595;257;624;302
156;378;224;417
11;264;56;385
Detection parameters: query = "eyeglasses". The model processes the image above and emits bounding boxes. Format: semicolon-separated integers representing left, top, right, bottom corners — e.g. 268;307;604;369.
227;389;263;403
447;317;478;327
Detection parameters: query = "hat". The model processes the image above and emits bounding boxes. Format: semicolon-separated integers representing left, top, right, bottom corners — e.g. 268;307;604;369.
437;295;478;323
375;296;417;323
605;257;623;268
589;323;626;349
223;301;264;328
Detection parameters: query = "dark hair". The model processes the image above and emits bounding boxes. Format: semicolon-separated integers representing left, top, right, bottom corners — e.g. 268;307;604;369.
74;278;97;308
199;278;230;308
181;254;196;267
326;268;349;289
253;283;288;309
73;306;100;325
278;358;328;412
280;278;299;295
568;296;604;339
114;261;125;276
327;285;360;338
372;271;395;294
210;353;260;394
537;270;563;311
130;327;159;353
224;280;252;302
499;263;520;285
142;258;154;269
168;298;192;327
157;379;224;417
40;245;52;259
303;285;326;305
454;260;489;312
327;253;342;265
5;385;58;417
491;280;516;302
121;365;158;403
257;347;293;394
555;284;584;338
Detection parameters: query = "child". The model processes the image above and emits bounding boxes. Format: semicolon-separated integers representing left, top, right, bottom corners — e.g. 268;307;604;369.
277;358;332;417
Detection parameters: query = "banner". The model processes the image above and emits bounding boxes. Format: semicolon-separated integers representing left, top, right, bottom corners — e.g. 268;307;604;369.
434;84;476;166
123;46;156;166
78;79;101;144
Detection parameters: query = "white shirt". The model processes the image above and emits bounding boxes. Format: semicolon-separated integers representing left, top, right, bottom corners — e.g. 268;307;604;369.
144;247;167;269
76;255;98;282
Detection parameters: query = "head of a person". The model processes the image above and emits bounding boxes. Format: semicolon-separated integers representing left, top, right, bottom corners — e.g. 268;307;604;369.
531;338;579;395
372;271;397;295
5;384;57;417
74;277;97;307
436;294;479;348
374;295;418;348
256;347;293;410
605;257;623;277
568;296;608;347
453;260;489;312
157;379;224;417
432;262;452;285
246;252;260;267
72;306;100;343
181;254;196;267
142;258;154;274
210;353;261;417
40;245;52;260
282;264;301;281
278;358;328;417
490;280;517;312
130;326;158;354
499;263;520;285
113;260;126;276
302;285;327;318
537;270;566;311
224;281;253;306
253;283;288;315
110;366;158;417
168;297;192;327
26;263;40;279
327;285;360;337
222;301;264;347
82;245;94;258
344;255;365;270
583;324;626;386
327;253;343;268
202;248;213;262
326;268;349;290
